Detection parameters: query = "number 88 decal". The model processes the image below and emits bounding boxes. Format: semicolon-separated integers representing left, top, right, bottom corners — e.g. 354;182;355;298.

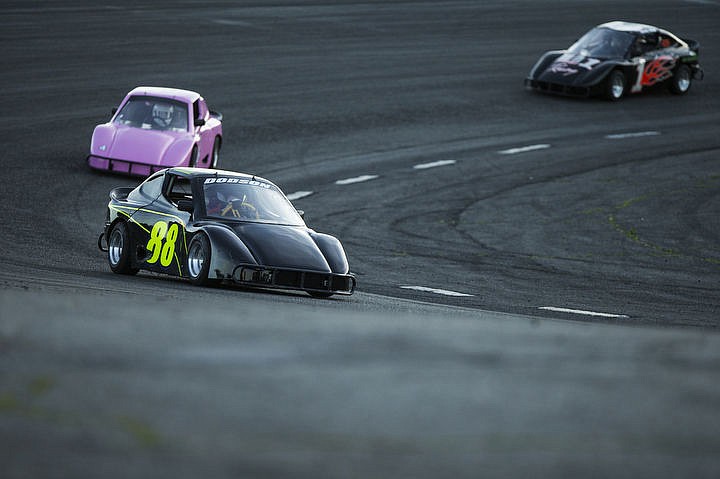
147;221;180;267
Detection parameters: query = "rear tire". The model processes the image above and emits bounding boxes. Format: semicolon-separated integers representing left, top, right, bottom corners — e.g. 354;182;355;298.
107;222;138;275
669;64;692;95
187;233;212;286
604;70;626;101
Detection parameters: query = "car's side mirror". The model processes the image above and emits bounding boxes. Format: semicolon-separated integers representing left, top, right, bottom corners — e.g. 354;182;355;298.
296;209;305;219
111;107;117;115
177;199;194;213
194;118;206;127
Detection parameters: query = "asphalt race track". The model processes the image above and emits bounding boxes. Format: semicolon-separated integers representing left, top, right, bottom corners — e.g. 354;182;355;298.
1;1;720;477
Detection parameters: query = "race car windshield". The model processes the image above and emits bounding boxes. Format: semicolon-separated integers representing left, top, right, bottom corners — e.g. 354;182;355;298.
203;180;305;225
568;28;634;59
113;96;189;132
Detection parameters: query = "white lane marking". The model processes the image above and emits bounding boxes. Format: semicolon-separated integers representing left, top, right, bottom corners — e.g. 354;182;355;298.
335;175;379;185
213;19;254;26
286;191;313;201
401;285;474;297
539;306;629;319
605;131;660;139
413;159;456;170
498;144;551;155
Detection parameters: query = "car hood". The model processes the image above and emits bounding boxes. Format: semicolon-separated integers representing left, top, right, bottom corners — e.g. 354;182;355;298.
538;53;610;85
92;124;191;166
230;223;332;272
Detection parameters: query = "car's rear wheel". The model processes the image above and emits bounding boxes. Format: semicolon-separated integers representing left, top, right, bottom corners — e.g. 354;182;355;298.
187;233;212;286
604;70;626;101
108;221;138;275
210;137;221;169
669;64;692;95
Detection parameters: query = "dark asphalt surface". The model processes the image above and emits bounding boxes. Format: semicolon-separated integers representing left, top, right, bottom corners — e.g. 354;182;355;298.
1;1;720;477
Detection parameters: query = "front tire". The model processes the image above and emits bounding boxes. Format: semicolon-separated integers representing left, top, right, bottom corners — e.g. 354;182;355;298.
107;222;138;275
210;137;221;169
187;233;212;286
188;145;199;167
669;64;692;95
604;70;626;101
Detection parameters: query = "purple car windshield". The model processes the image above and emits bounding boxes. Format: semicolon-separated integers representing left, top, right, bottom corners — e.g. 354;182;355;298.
568;28;634;59
203;179;305;226
113;96;189;132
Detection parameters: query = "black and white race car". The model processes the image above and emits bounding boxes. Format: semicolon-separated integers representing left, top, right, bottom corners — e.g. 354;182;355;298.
525;21;703;100
98;167;356;297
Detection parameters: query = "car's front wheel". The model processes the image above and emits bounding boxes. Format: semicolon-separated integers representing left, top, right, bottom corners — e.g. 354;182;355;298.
669;64;692;95
187;233;212;286
108;221;138;275
188;145;199;168
210;137;221;169
604;70;626;101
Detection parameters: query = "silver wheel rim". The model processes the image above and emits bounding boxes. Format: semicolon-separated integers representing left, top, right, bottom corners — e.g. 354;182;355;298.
108;229;123;266
611;76;624;98
188;240;205;278
677;70;690;92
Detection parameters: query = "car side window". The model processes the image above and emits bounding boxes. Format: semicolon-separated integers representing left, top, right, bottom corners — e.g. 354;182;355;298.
128;173;164;203
658;34;676;49
165;175;193;206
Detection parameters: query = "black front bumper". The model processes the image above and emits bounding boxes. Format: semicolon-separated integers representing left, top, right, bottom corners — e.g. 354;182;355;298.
232;264;356;296
525;78;592;97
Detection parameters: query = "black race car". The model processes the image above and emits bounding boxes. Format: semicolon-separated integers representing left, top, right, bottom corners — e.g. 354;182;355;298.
98;167;356;297
525;21;703;100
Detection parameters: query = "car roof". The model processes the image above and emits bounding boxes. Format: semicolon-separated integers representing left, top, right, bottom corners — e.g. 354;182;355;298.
126;86;201;103
163;167;278;187
598;21;662;35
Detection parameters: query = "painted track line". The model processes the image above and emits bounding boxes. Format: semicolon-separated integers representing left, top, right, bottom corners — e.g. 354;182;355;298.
335;175;379;185
401;285;473;297
286;191;313;201
413;159;456;170
605;131;660;139
539;306;629;319
498;144;551;155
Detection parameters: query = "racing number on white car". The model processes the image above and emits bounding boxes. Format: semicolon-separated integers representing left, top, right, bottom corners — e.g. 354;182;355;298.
147;221;179;267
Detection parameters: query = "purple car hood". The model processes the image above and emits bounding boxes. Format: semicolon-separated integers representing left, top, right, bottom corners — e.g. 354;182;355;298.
93;124;192;166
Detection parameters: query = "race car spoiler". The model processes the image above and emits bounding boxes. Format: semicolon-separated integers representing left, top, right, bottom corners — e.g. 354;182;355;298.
87;155;166;177
232;264;356;295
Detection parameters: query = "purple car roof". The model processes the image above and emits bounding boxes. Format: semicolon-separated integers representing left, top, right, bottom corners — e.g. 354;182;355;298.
127;86;201;103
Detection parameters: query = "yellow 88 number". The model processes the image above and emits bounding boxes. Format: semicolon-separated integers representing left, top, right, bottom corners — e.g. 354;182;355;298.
147;221;179;267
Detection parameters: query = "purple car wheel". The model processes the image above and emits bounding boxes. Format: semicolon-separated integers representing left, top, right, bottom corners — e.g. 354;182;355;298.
210;137;221;168
188;146;199;168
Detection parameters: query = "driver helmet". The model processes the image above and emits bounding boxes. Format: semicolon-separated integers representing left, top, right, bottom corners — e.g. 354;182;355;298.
152;103;174;127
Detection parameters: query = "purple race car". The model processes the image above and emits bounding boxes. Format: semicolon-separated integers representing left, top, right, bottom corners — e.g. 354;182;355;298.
87;86;223;176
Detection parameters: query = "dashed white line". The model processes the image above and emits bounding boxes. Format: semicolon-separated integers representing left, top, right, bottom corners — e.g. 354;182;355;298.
539;306;629;319
605;131;660;140
400;285;474;297
498;144;551;155
286;191;314;201
413;159;456;170
335;175;379;185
